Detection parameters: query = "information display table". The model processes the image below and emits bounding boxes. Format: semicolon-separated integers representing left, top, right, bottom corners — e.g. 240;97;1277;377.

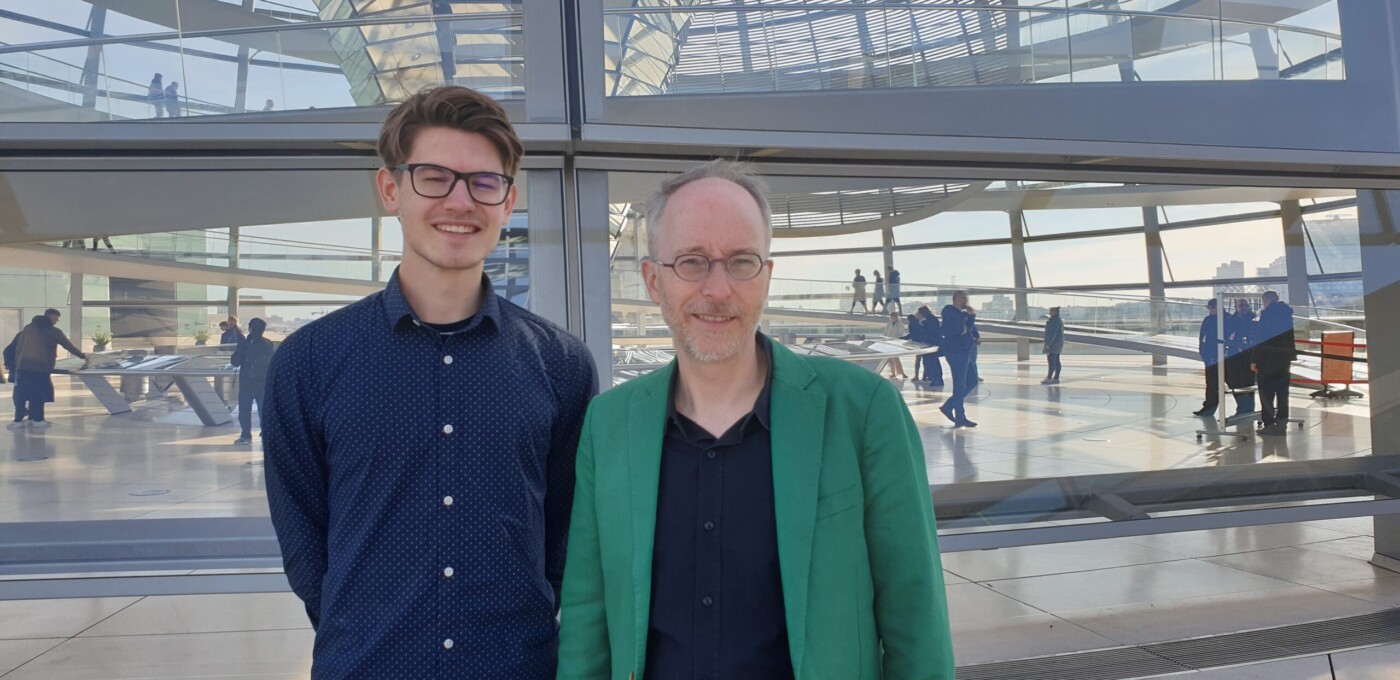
55;347;239;426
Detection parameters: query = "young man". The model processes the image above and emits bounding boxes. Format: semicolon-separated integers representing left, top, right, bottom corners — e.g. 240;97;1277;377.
6;309;86;430
557;160;954;680
263;86;597;679
1252;290;1296;436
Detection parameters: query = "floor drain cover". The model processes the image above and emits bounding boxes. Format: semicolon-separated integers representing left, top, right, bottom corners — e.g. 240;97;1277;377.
17;456;48;462
1083;438;1110;442
129;489;170;497
246;460;264;466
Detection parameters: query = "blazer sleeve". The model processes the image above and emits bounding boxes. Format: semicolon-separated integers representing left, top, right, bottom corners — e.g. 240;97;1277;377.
556;406;611;680
860;379;956;679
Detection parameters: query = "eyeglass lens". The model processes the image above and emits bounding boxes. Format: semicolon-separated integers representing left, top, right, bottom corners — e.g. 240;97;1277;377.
672;254;764;281
409;165;509;204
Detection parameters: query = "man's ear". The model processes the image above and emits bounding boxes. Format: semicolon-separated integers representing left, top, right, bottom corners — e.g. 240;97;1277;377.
642;258;662;305
376;167;401;214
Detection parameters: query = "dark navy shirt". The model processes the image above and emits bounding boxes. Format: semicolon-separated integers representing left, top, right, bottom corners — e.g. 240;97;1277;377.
263;269;597;680
646;336;794;680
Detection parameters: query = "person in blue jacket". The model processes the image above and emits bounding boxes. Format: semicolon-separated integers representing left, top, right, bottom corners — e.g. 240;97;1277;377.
915;305;944;387
939;291;976;428
1194;299;1220;417
1224;298;1257;416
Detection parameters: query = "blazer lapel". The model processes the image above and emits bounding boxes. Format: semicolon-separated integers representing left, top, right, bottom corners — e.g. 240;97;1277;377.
627;362;672;674
767;341;826;678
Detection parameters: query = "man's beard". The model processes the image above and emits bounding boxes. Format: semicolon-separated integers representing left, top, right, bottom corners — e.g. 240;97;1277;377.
660;294;760;363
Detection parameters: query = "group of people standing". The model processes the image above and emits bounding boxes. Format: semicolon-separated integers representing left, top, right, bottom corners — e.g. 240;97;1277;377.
850;266;902;314
147;73;182;118
880;292;982;428
1196;291;1298;436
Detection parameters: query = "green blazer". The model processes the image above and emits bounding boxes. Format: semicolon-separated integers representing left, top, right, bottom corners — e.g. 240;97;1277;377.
557;338;954;679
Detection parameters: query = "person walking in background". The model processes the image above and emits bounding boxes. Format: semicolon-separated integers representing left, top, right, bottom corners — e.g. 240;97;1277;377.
6;309;86;431
220;316;244;345
230;318;274;445
1224;298;1257;416
164;81;181;118
1194;299;1220;417
148;73;164;118
1042;306;1064;384
1252;290;1297;436
939;291;976;428
883;311;908;379
887;265;903;314
91;237;115;253
850;268;869;313
872;269;886;313
916;305;944;387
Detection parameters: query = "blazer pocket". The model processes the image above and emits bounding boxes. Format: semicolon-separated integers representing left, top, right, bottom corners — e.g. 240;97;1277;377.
816;484;862;520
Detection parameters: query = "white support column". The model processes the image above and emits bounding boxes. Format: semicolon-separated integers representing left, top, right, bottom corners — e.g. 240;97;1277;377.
226;227;240;320
371;217;383;282
1280;200;1313;309
1359;191;1400;573
1143;206;1168;366
1010;210;1030;361
880;226;894;288
69;272;84;348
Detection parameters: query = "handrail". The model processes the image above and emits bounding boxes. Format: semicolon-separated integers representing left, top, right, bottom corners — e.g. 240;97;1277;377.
0;11;523;57
600;2;1344;42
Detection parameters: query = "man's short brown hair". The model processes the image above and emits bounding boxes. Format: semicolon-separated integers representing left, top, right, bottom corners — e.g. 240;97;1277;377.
376;86;523;176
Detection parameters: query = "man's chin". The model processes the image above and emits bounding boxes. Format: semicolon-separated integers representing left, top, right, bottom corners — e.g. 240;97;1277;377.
679;329;750;363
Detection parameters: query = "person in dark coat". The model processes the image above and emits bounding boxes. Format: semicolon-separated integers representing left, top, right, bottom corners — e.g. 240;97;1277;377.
1252;291;1297;436
1194;299;1220;417
147;73;164;118
230;318;275;445
6;309;86;430
938;291;976;427
1042;306;1065;384
220;316;245;345
164;81;181;117
1224;298;1257;416
915;305;944;386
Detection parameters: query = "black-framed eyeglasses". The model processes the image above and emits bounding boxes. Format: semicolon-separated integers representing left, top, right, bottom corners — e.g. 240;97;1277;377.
654;253;768;282
395;163;514;205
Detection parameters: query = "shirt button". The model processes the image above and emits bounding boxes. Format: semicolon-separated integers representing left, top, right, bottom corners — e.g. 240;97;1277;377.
443;639;453;650
442;424;454;435
705;450;716;460
703;521;715;531
443;355;453;365
701;596;714;607
443;566;454;578
443;495;454;507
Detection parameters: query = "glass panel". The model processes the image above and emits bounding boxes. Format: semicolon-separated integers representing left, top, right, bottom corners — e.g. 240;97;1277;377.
0;169;532;523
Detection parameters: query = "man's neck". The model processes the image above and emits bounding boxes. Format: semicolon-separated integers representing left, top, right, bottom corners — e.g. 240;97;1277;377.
673;338;766;433
398;261;485;324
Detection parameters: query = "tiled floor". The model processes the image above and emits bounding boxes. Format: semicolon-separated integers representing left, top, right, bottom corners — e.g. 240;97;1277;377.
0;355;1395;677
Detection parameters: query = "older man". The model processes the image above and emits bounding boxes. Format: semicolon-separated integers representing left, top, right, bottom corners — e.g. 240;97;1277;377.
557;160;954;680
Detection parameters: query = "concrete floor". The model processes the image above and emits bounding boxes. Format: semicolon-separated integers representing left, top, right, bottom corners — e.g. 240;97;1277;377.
0;356;1393;677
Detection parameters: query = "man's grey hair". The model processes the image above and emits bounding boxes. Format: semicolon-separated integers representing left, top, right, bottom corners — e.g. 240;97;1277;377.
643;159;772;259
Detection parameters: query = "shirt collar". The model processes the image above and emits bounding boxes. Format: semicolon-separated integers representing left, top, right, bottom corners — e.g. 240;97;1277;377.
382;266;502;333
666;332;774;432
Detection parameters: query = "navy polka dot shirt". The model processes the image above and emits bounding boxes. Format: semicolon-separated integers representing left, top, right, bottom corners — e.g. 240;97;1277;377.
263;269;597;679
